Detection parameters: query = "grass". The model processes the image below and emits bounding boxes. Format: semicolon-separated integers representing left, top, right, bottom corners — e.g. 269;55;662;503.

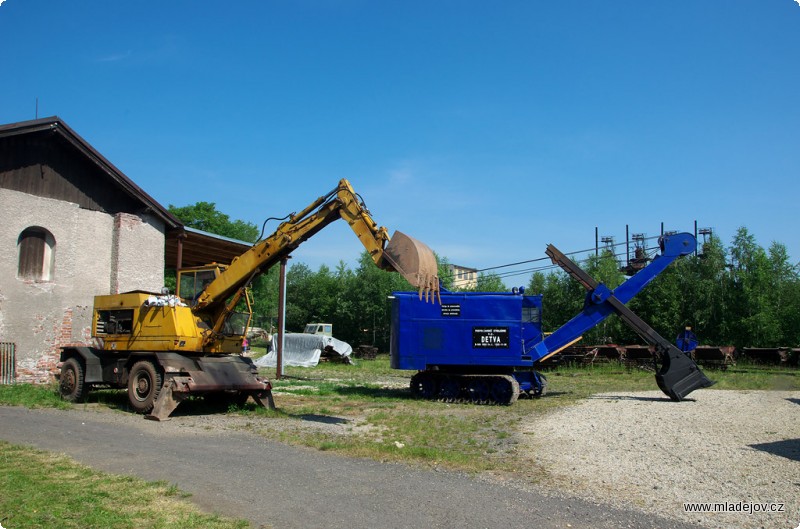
705;364;799;390
0;383;70;409
0;441;252;529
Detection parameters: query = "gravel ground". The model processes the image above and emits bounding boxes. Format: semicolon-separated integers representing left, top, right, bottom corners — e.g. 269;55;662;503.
519;390;800;529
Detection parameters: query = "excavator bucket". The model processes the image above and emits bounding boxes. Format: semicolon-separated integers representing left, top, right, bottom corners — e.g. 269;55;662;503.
383;231;440;302
655;344;715;401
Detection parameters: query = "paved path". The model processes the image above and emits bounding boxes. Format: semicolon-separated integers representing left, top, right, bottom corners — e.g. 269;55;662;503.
0;406;703;529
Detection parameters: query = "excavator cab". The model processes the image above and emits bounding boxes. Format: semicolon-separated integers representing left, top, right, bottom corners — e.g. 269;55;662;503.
177;266;222;305
177;264;254;338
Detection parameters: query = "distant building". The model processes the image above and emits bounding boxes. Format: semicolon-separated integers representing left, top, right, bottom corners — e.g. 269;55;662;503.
0;117;248;383
447;263;478;290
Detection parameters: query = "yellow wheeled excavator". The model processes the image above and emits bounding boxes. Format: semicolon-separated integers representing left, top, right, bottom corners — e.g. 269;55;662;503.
58;179;439;420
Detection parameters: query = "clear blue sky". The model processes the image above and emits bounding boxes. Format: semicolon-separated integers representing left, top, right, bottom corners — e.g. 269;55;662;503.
2;1;799;284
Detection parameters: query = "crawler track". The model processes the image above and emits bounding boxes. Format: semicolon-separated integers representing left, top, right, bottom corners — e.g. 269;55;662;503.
410;372;520;405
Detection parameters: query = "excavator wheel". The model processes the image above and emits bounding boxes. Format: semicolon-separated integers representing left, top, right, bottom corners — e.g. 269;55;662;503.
59;357;89;402
128;360;163;414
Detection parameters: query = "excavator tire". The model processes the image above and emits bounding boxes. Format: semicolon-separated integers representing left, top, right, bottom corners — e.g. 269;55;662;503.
59;357;89;402
128;360;163;414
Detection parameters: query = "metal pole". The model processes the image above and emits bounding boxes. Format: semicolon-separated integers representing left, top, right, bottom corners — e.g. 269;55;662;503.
595;226;599;257
626;224;630;266
694;220;698;256
277;257;289;379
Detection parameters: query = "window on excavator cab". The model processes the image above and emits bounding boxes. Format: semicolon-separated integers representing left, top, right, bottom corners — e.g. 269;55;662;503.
178;269;217;303
522;306;541;324
222;311;250;337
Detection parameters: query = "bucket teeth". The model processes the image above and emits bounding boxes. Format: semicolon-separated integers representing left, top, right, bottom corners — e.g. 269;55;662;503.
416;272;441;303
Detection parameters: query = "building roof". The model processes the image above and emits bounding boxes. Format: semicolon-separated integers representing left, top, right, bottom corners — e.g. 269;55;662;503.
0;116;247;268
165;226;252;269
0;116;181;230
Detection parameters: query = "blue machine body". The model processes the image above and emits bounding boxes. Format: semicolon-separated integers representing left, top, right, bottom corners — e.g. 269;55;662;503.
390;290;546;391
390;291;544;369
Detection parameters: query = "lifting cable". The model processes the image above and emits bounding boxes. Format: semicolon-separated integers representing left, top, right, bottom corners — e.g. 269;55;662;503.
443;234;668;283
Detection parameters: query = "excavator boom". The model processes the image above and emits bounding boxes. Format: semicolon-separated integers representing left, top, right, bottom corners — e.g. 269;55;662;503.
189;179;440;345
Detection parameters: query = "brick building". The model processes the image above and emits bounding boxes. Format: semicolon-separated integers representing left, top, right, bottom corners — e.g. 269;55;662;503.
0;117;247;383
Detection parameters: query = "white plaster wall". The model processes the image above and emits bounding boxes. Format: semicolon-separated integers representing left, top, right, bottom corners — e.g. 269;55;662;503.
0;188;165;382
112;212;166;294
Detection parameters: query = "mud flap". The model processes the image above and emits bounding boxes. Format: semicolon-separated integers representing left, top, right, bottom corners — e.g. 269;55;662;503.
146;379;187;421
655;345;715;401
251;389;276;411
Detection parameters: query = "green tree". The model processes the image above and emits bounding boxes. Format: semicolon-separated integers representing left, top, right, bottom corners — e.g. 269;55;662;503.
527;269;582;332
168;201;259;243
727;227;780;347
282;252;416;351
285;262;316;332
685;234;729;344
348;251;415;350
475;272;506;292
435;253;455;291
250;268;279;332
767;241;800;346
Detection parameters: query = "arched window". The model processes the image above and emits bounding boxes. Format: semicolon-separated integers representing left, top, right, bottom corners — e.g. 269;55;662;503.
17;227;55;281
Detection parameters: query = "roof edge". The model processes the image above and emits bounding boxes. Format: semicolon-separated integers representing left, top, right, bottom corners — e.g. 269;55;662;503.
0;116;182;229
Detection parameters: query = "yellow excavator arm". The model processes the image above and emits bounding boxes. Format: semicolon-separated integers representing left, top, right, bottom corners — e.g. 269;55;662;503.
187;179;439;338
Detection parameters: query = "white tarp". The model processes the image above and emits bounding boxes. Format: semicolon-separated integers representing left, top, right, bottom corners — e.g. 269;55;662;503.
254;333;353;368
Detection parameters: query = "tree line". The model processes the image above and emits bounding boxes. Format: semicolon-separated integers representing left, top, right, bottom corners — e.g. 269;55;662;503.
528;228;800;349
168;202;800;350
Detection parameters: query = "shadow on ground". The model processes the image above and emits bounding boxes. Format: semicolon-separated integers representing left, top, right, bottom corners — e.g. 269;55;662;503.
750;438;800;462
586;394;694;403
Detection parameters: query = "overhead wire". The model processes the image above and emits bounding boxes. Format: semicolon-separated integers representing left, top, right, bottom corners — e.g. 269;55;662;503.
442;234;666;284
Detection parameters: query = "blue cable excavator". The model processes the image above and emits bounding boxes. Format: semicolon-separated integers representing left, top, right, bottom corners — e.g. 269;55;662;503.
389;232;714;404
